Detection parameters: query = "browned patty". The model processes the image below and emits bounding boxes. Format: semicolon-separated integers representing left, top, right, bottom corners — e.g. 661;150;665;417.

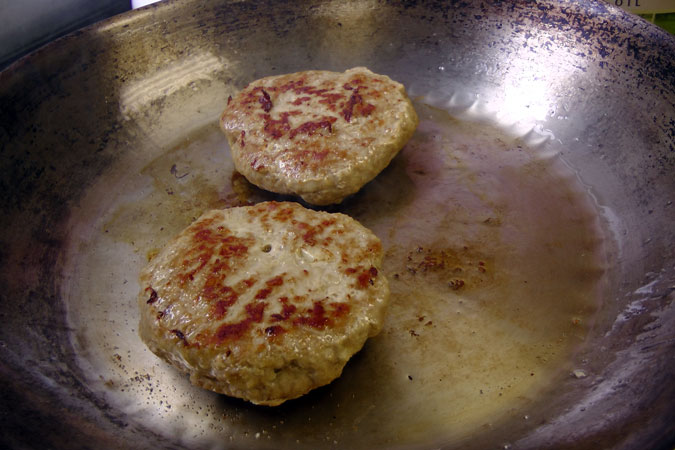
138;202;389;405
220;67;418;205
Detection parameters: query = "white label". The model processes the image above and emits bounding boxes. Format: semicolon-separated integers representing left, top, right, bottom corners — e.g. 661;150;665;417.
602;0;675;13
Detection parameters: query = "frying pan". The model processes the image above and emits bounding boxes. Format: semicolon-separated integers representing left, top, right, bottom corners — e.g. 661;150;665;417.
0;0;673;448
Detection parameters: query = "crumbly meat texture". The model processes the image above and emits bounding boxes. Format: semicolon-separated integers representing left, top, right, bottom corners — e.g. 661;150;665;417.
138;202;389;406
220;67;418;205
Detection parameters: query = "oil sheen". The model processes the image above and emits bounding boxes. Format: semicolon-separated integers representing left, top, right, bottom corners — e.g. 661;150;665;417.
63;101;607;449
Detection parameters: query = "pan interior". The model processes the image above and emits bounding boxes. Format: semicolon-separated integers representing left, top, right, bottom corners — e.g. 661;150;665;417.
62;91;610;448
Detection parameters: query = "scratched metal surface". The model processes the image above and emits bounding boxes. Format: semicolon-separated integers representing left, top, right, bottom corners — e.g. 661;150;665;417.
0;0;674;449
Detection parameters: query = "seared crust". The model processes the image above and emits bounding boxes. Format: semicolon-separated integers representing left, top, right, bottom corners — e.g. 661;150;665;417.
220;67;418;205
138;202;389;405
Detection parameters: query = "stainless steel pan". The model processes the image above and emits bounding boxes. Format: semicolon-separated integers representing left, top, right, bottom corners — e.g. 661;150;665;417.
1;0;673;448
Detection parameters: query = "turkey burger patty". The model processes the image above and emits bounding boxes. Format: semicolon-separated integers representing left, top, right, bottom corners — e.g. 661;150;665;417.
138;201;389;406
220;67;418;205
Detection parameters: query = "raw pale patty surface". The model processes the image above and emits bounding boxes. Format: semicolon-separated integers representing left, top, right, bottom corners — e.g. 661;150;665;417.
220;67;418;205
138;202;389;406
